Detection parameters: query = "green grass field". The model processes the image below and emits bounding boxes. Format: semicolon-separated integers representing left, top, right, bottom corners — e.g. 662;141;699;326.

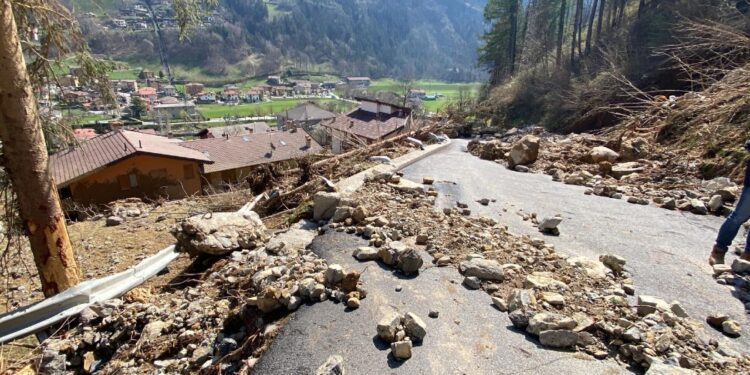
366;79;480;112
196;99;355;119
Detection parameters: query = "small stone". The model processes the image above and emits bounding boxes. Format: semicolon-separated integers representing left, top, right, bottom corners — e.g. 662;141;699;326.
541;292;565;307
492;296;508;312
713;264;732;276
527;312;577;336
508;310;531;329
347;297;360;309
539;329;578;348
325;264;345;284
636;295;669;316
353;247;379;261
538;216;563;235
428;310;439;318
395;285;403;292
398;248;423;274
460;258;504;281
599;254;626;273
377;312;402;343
514;165;530;173
315;355;344;375
722;320;741;337
403;312;427;341
477;198;490;206
708;195;724;212
390;340;412;360
706;313;729;328
731;258;750;274
669;301;689;318
463;276;481;290
422;177;434;185
622;326;642;342
106;216;124;226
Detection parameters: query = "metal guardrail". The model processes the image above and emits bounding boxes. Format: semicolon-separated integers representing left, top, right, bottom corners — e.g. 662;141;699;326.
0;245;180;344
0;194;269;344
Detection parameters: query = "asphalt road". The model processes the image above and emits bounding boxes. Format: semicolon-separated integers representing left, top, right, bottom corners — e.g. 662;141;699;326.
253;231;624;375
400;139;750;349
254;139;749;374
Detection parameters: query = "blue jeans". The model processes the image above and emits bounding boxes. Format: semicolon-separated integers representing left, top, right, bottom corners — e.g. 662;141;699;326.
716;186;750;253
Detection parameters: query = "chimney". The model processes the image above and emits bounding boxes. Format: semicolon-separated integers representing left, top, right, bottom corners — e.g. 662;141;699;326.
138;140;142;148
305;135;311;148
349;120;354;128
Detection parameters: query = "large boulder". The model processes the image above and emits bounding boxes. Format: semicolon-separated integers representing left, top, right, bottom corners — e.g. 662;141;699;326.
507;135;540;168
619;137;650;162
172;211;268;255
313;192;341;221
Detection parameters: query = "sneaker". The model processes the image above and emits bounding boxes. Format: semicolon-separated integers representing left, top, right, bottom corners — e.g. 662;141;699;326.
709;246;726;266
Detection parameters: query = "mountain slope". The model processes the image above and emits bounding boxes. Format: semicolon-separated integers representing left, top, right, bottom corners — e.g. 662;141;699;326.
79;0;487;81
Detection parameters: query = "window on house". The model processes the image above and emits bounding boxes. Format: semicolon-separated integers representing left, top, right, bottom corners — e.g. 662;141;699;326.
184;164;195;179
118;175;130;191
129;173;138;188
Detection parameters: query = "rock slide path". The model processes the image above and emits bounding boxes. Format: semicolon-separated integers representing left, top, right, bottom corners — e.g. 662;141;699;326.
254;139;748;374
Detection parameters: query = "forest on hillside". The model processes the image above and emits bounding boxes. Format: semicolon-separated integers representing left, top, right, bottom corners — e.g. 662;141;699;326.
79;0;487;81
465;0;750;132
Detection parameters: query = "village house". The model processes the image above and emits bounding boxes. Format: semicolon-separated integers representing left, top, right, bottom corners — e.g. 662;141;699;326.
267;75;282;86
62;90;91;106
223;85;241;103
196;92;217;104
116;80;139;93
345;77;371;87
73;128;98;140
180;129;323;190
276;103;336;146
243;89;263;103
139;69;156;80
185;82;205;96
111;19;127;28
197;122;270;139
137;86;157;102
407;89;427;100
321;97;413;154
151;101;196;120
321;81;338;90
160;84;177;97
49;130;213;205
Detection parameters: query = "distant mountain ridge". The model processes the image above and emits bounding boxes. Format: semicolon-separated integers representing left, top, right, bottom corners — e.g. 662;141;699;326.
76;0;487;81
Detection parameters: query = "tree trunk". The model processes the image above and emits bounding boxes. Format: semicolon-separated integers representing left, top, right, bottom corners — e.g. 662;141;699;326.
597;0;606;42
508;0;520;75
145;0;173;85
576;0;584;57
607;0;615;29
585;0;599;54
617;0;626;24
638;0;645;18
519;0;532;65
0;0;81;297
556;0;567;68
570;0;581;66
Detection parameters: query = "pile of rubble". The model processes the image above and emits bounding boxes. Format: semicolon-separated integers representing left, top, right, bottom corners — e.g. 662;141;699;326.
468;131;743;216
376;311;428;360
329;175;750;373
105;198;154;226
35;210;366;374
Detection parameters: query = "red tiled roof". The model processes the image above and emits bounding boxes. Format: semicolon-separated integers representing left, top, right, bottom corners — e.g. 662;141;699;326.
50;130;212;187
322;109;406;141
73;128;97;139
277;103;336;122
180;129;323;174
138;87;156;96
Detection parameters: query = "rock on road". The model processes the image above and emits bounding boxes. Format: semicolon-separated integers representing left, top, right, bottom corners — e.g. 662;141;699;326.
254;139;749;374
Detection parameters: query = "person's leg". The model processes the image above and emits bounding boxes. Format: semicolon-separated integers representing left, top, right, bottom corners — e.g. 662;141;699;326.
712;186;750;264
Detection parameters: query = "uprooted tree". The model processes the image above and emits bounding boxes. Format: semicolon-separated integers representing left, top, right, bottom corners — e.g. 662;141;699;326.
0;0;214;297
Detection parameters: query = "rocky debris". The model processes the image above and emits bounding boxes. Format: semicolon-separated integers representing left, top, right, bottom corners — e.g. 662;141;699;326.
507;135;540;168
468;131;740;218
376;311;426;361
539;329;579;348
538;216;562;235
428;310;439;318
422;176;435;185
315;355;344;375
42;221;367;374
108;198;151;220
172;210;268;255
321;178;750;373
397;248;424;274
722;320;742;338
